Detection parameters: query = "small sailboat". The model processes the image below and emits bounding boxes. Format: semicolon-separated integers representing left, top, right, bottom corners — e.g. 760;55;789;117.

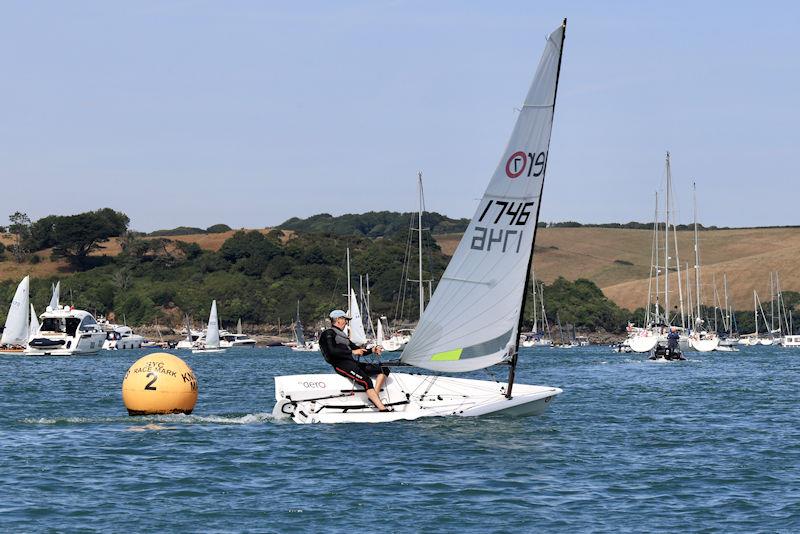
375;316;404;352
274;19;567;423
291;301;318;352
192;300;226;353
0;276;31;354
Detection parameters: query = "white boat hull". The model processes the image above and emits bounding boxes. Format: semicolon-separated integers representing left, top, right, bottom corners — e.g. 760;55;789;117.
688;337;720;352
25;332;106;356
628;335;659;353
273;372;561;424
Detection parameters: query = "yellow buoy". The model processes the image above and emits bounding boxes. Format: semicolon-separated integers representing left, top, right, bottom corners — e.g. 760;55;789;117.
122;353;198;416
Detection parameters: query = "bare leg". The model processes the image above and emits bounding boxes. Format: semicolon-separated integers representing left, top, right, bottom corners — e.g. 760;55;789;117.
374;373;386;393
366;388;386;411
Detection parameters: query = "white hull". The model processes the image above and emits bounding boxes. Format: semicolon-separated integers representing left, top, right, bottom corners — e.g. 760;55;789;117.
25;332;106;356
628;335;659;353
273;373;561;424
192;348;226;354
102;334;144;350
688;337;720;352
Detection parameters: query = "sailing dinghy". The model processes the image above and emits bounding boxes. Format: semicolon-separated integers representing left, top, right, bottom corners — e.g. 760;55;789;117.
193;300;226;353
273;20;567;424
0;276;31;354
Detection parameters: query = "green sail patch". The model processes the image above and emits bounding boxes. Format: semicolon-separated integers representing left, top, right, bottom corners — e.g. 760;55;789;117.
430;348;463;361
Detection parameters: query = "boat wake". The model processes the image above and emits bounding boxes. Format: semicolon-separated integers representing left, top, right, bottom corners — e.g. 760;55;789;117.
21;412;275;426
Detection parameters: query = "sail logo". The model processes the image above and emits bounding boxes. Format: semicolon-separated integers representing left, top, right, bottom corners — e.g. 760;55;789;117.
505;150;548;179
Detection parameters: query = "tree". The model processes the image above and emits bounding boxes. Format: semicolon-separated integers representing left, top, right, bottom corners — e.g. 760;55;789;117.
49;208;130;269
8;211;31;262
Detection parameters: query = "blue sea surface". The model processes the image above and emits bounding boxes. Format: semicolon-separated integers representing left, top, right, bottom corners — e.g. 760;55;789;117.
1;346;798;532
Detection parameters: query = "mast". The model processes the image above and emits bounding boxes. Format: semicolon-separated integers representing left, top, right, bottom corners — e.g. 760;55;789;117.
671;202;685;329
646;191;658;325
664;152;671;324
346;247;352;310
531;266;538;332
693;182;702;324
753;290;758;337
770;271;775;333
685;261;693;328
723;273;730;335
417;172;425;322
654;191;660;324
507;18;566;398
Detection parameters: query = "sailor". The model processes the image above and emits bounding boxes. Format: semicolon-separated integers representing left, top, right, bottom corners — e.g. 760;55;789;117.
667;326;680;356
319;310;391;412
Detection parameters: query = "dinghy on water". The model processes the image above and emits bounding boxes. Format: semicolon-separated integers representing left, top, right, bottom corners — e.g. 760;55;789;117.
192;300;226;353
291;301;318;352
274;19;567;424
0;276;31;354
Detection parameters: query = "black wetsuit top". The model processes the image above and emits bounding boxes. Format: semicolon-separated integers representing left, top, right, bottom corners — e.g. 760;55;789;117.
667;331;680;349
319;326;386;390
319;326;372;364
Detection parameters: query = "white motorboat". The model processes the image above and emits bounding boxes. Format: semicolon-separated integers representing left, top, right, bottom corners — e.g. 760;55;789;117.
782;335;800;348
26;306;106;356
192;300;226;353
97;317;145;350
220;319;257;347
101;325;144;350
274;19;567;424
0;276;32;354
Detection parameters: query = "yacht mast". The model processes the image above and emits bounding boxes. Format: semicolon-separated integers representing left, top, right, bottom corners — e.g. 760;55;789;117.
647;191;658;325
693;182;702;323
664;152;671;324
346;247;352;311
654;191;660;324
417;172;425;322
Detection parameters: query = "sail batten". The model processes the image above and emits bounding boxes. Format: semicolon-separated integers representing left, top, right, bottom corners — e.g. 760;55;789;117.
400;22;565;372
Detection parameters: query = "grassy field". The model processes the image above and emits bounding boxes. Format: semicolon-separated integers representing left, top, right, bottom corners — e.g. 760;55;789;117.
3;226;797;312
436;227;800;311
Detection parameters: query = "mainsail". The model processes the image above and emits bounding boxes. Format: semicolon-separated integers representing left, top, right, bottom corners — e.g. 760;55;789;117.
400;21;566;372
206;300;220;349
49;281;60;310
29;304;40;337
1;276;30;346
347;289;367;345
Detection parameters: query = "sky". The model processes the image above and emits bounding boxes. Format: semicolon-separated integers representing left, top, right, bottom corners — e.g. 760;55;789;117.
1;1;798;232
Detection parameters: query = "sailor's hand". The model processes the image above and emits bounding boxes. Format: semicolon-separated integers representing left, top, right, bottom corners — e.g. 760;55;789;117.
353;348;367;356
374;345;383;356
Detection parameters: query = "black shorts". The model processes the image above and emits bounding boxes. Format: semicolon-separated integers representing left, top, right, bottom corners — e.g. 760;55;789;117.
332;359;389;390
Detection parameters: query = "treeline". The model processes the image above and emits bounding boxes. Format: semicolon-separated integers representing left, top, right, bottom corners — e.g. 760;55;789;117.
147;224;232;237
279;211;470;238
0;208;644;334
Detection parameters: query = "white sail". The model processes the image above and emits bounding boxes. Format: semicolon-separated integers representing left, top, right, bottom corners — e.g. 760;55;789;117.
376;319;385;343
400;23;565;372
348;289;367;345
237;318;243;336
1;276;30;346
49;281;60;310
29;303;40;337
205;300;220;349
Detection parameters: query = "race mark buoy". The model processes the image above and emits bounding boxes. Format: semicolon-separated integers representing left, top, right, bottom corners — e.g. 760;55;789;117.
122;353;198;416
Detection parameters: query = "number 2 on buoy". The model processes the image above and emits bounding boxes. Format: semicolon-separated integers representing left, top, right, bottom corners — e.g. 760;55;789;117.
144;372;157;390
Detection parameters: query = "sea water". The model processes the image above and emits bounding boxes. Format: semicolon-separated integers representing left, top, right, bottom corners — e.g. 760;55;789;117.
1;346;798;532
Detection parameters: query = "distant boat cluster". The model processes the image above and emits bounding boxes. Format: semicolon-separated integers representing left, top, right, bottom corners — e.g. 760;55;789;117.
0;276;259;355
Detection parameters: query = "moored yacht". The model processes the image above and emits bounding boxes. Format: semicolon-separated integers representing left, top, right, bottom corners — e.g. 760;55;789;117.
26;306;106;356
220;330;257;347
